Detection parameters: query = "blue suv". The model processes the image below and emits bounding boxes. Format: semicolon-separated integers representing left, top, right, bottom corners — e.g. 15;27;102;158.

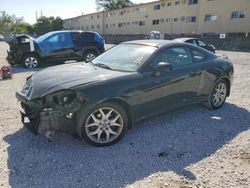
7;31;105;68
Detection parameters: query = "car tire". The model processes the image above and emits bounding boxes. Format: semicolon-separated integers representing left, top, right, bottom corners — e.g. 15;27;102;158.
22;54;40;69
77;102;128;147
83;51;97;63
205;79;228;110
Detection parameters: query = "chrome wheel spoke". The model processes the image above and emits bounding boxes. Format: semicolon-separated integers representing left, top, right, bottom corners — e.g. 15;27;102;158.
108;127;119;135
89;128;101;136
212;82;227;107
85;107;123;144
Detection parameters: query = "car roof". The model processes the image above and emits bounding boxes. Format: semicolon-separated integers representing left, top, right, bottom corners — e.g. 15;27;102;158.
122;40;180;48
47;30;98;35
174;38;199;42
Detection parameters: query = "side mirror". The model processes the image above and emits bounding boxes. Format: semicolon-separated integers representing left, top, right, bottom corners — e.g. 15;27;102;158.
154;62;172;75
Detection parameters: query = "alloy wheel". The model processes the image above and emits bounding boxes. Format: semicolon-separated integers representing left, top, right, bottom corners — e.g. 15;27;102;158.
85;53;96;62
25;57;38;68
85;107;123;144
212;82;227;108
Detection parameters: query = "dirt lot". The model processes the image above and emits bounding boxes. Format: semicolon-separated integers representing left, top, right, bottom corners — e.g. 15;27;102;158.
0;41;249;188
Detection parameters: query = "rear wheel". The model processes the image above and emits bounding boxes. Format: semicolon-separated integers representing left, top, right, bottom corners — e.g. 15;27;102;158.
77;102;128;147
83;51;97;62
22;54;40;69
206;80;228;109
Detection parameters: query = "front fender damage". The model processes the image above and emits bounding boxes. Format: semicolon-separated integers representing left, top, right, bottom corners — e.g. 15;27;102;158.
18;90;85;140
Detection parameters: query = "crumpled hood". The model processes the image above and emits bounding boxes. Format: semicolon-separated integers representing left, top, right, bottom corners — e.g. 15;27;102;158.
25;63;124;100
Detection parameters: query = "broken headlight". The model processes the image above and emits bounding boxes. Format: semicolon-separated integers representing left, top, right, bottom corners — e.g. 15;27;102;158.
49;90;84;112
21;77;32;95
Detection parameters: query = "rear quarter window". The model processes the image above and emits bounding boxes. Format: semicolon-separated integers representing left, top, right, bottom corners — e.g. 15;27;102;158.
191;49;206;63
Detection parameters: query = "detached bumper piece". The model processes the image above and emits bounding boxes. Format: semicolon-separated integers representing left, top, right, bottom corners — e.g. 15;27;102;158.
21;111;39;134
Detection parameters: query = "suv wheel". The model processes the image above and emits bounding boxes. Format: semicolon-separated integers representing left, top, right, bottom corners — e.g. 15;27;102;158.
84;51;97;62
22;54;40;69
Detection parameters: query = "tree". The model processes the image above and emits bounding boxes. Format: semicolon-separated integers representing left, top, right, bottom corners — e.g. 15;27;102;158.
0;12;24;34
33;16;64;35
96;0;133;11
11;23;33;34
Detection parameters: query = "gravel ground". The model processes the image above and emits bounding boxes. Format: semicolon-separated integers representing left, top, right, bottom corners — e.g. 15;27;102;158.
0;41;249;188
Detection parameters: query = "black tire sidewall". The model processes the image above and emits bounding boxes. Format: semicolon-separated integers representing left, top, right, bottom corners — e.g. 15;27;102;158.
77;102;128;147
22;54;40;68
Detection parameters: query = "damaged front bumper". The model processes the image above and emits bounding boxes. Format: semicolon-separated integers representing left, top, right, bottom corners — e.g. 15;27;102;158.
16;91;82;138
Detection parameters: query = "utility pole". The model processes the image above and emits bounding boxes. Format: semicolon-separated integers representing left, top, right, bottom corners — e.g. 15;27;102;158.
40;10;43;17
35;11;38;22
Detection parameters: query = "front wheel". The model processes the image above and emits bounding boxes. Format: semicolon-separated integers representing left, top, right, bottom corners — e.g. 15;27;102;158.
77;102;128;147
22;54;40;69
206;80;228;109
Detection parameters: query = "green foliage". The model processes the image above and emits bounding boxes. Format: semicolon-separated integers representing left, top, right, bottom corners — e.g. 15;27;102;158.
33;16;64;35
0;12;64;35
96;0;133;11
0;12;24;34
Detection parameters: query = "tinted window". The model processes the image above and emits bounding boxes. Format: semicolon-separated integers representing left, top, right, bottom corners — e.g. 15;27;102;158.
82;32;95;44
197;40;206;47
71;32;83;47
191;49;206;62
186;39;196;45
153;47;192;68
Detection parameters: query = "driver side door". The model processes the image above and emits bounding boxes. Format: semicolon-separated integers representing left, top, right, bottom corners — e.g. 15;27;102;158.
139;46;201;119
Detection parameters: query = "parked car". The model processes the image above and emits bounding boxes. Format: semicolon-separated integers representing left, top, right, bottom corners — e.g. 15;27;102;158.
0;34;4;41
174;38;216;53
6;31;105;68
16;40;234;146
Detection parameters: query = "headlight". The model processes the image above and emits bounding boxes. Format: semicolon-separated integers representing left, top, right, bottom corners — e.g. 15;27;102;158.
21;77;32;95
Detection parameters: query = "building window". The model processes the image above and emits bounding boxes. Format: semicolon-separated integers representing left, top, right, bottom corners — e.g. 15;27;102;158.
204;14;218;21
152;20;160;25
97;15;100;19
106;24;112;28
138;7;146;13
175;1;180;5
167;2;172;6
154;4;161;10
231;11;245;19
91;16;93;19
186;16;196;22
118;23;126;27
188;0;198;5
91;25;94;29
162;3;165;7
119;11;124;15
139;20;145;26
174;17;178;22
106;13;112;18
97;25;100;29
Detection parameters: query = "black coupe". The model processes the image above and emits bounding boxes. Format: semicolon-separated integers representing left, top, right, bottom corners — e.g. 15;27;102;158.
16;40;234;146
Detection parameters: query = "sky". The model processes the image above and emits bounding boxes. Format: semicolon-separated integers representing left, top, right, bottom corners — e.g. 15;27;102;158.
1;0;155;24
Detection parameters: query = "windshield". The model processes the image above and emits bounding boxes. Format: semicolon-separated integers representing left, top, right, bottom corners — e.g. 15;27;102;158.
92;44;157;72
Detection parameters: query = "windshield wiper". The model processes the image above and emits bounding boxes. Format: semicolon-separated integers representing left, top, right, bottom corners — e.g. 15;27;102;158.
93;63;113;70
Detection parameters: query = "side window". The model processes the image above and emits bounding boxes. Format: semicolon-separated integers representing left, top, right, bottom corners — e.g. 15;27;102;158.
197;40;207;47
82;32;95;45
153;47;192;68
191;49;206;62
71;32;83;47
186;39;196;45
